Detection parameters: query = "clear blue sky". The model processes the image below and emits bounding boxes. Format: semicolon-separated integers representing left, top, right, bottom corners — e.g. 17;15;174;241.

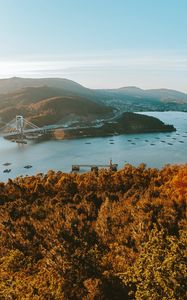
0;0;187;91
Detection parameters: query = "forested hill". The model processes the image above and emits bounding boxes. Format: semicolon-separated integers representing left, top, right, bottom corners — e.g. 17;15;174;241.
0;78;187;103
0;86;113;127
0;77;187;114
0;164;186;299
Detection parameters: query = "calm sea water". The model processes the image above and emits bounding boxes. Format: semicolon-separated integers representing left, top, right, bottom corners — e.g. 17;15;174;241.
0;112;186;182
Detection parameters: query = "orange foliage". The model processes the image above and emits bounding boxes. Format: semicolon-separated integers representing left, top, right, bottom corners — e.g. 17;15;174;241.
172;165;187;196
0;164;186;299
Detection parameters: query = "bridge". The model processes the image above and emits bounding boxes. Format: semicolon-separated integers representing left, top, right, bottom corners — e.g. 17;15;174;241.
0;115;45;143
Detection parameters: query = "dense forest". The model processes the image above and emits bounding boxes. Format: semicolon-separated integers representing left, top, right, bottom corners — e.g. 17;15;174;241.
0;164;186;299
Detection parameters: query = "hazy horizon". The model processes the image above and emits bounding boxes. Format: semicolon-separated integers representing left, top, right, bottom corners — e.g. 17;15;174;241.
0;0;187;92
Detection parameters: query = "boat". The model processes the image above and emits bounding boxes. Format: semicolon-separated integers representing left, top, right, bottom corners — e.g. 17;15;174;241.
3;169;11;173
3;162;11;166
24;165;32;169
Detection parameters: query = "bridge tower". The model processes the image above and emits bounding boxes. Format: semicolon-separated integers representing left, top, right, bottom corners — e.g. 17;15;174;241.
0;115;43;143
16;115;25;142
16;115;24;134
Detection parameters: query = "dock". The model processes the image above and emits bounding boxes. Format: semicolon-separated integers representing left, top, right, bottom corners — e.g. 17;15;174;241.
72;160;118;172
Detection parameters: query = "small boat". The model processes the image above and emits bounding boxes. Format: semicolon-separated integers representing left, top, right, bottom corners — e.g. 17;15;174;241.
150;143;155;146
145;140;149;142
127;139;132;142
172;138;177;140
167;143;173;145
161;141;165;143
110;142;114;144
3;169;11;173
131;142;136;145
179;141;184;143
24;165;33;169
3;162;11;166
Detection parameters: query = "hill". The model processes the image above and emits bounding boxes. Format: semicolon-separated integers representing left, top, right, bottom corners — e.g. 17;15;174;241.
0;78;187;113
93;86;187;111
0;77;91;96
0;78;187;129
0;164;186;299
0;86;113;126
116;86;187;102
113;112;175;133
28;95;112;126
63;112;175;140
146;88;187;102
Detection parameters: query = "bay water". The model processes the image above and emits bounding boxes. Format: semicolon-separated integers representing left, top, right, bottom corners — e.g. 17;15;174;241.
0;111;186;182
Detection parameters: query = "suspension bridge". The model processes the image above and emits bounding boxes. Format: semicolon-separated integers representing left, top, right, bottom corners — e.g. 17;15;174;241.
0;116;46;144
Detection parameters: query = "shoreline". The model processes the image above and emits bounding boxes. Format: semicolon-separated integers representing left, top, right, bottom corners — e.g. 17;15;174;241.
4;112;176;142
1;161;187;184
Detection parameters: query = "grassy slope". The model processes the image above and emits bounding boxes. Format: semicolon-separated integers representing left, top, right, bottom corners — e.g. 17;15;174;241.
0;86;113;126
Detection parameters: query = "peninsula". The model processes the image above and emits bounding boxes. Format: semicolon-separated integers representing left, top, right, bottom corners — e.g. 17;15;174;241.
51;112;176;140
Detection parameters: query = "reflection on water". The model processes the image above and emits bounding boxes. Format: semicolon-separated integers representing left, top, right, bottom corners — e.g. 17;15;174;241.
0;112;186;181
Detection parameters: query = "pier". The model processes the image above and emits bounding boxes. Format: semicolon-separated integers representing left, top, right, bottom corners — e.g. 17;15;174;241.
72;160;118;172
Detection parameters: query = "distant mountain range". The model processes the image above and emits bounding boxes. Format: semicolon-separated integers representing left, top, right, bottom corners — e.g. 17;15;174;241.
0;77;186;126
0;77;187;102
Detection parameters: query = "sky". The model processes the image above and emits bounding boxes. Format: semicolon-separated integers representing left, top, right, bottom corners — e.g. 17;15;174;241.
0;0;187;91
